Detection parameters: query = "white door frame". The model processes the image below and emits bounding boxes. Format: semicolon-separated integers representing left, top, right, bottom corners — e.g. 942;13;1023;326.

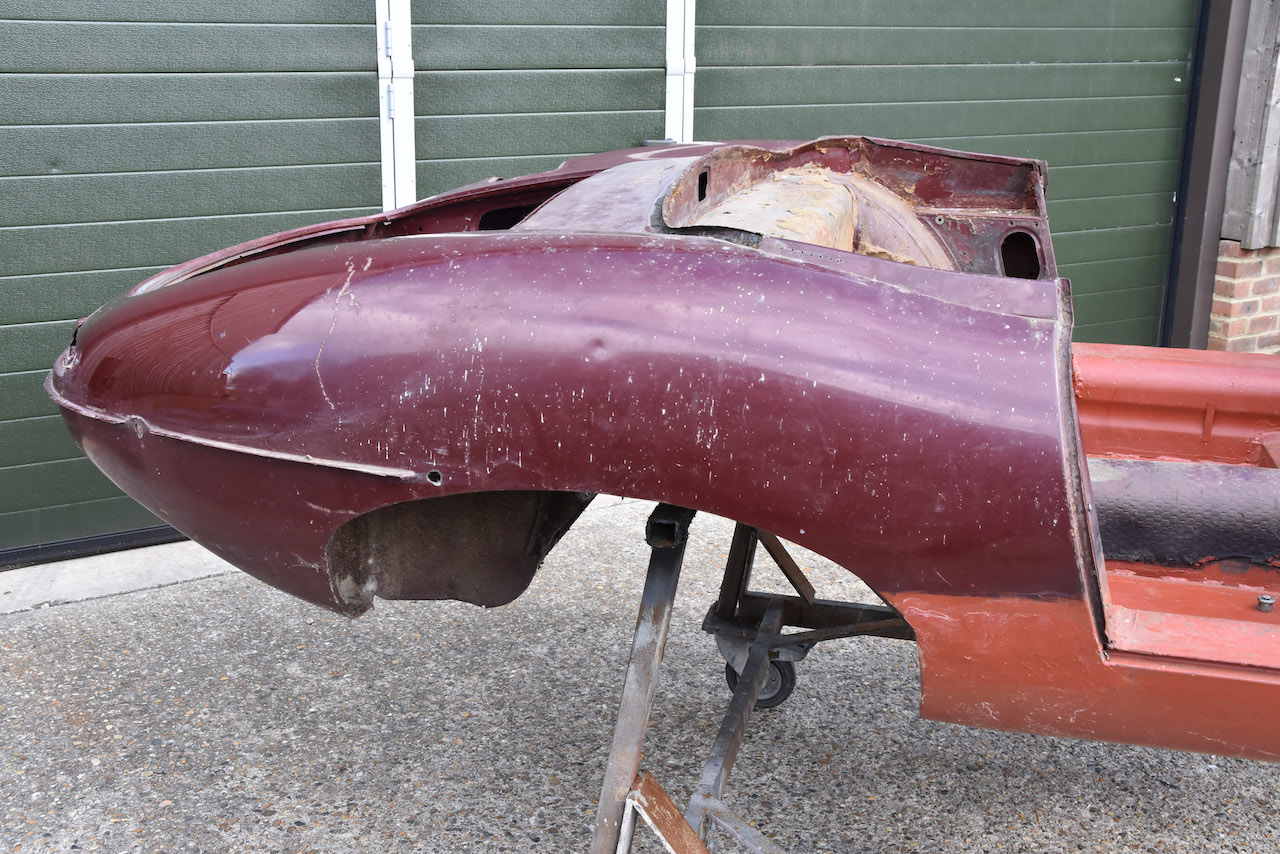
376;0;417;210
665;0;697;143
376;0;695;208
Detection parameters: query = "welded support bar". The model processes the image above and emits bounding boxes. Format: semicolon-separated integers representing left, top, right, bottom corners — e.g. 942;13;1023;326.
589;504;697;854
780;617;911;646
714;523;758;620
617;771;711;854
756;531;817;605
686;599;784;838
723;592;915;641
700;801;788;854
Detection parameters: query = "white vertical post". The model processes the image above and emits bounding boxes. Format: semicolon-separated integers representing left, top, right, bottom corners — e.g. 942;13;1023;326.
664;0;696;143
376;0;417;211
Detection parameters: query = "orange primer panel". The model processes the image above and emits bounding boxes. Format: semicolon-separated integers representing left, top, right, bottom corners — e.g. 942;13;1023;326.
1103;563;1280;669
1072;342;1280;465
887;591;1280;762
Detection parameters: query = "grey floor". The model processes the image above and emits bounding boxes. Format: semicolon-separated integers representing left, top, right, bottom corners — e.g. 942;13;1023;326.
2;498;1277;853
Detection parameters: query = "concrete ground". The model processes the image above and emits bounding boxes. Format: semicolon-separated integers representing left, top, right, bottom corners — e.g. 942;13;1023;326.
2;498;1277;853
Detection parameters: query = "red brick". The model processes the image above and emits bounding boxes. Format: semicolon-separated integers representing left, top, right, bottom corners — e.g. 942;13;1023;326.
1219;239;1245;258
1259;295;1280;313
1263;255;1280;275
1206;335;1228;351
1215;276;1247;298
1247;314;1279;333
1257;330;1280;350
1228;334;1259;352
1250;276;1280;296
1212;297;1260;317
1217;257;1264;279
1221;316;1253;337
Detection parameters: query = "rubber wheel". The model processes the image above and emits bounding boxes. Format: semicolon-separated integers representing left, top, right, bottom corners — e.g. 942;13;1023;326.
724;659;797;709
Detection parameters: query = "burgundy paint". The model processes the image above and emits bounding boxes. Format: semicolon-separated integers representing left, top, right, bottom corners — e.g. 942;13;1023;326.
53;227;1081;605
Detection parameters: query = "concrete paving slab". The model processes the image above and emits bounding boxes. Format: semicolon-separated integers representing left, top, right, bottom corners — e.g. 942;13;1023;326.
1;498;1277;852
0;541;235;615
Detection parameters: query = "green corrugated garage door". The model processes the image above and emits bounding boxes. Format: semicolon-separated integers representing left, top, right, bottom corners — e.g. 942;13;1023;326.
1;1;1201;559
0;1;666;560
695;0;1198;344
411;1;665;196
0;3;382;559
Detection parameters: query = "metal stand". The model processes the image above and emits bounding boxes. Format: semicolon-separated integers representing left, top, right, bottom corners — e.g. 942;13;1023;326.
706;524;914;687
611;598;786;854
683;598;786;851
592;516;916;854
589;504;697;854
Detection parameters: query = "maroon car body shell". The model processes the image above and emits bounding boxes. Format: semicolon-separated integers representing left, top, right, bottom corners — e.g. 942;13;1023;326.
48;138;1280;762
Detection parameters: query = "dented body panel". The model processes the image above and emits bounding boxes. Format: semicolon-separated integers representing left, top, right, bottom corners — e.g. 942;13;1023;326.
47;137;1280;762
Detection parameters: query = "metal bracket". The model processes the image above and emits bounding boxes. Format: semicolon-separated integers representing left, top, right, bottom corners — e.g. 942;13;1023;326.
647;503;698;549
706;524;913;675
756;530;817;605
616;771;711;854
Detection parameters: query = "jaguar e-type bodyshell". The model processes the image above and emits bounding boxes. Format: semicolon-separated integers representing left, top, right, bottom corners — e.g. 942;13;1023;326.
48;138;1280;765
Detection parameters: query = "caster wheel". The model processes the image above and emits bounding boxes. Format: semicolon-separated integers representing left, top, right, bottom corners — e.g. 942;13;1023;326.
724;659;796;709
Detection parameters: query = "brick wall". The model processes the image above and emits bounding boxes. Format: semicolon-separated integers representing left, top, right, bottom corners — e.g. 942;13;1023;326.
1210;240;1280;353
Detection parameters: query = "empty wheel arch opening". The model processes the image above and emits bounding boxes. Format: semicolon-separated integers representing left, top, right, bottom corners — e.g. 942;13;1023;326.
325;492;910;624
324;491;918;711
325;490;596;611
